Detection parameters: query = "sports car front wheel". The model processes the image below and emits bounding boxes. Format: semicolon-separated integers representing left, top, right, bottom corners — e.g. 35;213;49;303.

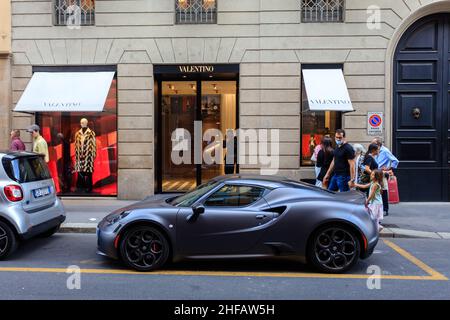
119;225;170;272
308;225;360;273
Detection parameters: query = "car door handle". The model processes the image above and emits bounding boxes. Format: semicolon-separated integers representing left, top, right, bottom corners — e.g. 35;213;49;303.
256;214;267;220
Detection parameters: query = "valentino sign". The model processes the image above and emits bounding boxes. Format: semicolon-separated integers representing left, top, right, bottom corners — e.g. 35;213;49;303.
309;99;351;105
43;102;82;108
178;65;214;73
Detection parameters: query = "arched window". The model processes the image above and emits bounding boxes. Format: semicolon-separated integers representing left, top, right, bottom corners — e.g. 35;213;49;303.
301;0;345;23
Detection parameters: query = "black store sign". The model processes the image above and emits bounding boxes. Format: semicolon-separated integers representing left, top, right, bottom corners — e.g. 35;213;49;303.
154;64;239;80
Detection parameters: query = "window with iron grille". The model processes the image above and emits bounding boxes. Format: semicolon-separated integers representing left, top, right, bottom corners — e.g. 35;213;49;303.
54;0;95;26
301;0;345;23
176;0;217;24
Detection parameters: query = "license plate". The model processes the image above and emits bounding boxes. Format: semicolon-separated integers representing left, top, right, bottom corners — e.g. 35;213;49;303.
33;187;51;198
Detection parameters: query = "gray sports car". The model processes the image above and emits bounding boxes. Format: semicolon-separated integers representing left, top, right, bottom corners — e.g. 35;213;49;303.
97;175;379;273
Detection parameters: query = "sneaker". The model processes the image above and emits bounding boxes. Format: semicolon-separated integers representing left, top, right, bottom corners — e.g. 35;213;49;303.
383;211;389;216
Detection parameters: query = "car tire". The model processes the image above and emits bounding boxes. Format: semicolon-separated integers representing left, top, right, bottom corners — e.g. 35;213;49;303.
39;224;61;238
0;221;18;260
307;225;361;274
119;225;170;272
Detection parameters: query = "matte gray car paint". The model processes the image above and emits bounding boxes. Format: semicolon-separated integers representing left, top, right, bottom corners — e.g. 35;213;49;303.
97;175;379;264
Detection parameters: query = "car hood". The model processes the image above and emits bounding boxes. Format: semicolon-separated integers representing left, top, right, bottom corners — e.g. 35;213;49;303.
332;190;366;205
107;193;183;216
125;193;183;211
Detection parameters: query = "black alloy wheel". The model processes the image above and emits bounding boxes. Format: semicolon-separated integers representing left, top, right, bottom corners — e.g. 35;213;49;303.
308;225;360;273
0;221;18;260
120;225;170;272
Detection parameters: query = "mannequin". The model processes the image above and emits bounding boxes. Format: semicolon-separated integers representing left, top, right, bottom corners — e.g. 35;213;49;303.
75;118;97;193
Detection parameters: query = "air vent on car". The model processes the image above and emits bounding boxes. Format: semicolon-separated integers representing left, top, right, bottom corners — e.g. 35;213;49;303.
263;206;287;216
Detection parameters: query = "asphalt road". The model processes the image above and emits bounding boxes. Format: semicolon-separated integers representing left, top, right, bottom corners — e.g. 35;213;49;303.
0;234;449;300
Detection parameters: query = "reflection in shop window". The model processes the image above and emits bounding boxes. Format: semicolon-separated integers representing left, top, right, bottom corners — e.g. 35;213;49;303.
176;0;217;24
37;79;117;196
301;75;342;166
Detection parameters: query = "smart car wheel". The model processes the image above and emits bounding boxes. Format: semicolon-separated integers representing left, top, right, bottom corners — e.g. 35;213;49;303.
0;221;18;260
120;225;170;272
308;225;360;273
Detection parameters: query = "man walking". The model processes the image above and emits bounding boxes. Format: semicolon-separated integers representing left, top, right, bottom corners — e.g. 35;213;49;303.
10;129;26;151
27;124;49;163
372;137;399;216
324;129;356;192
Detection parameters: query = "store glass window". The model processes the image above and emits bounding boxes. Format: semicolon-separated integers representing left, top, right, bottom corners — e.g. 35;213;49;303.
301;0;345;23
301;69;342;166
54;0;95;26
176;0;217;24
37;79;117;196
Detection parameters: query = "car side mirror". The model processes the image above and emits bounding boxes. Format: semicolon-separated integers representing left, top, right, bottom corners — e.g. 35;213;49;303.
192;205;205;215
187;205;205;222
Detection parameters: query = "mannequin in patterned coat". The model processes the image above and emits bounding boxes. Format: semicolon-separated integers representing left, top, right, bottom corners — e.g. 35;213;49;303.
75;118;97;193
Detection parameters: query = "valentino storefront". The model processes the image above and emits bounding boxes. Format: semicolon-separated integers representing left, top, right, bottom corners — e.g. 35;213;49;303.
154;64;239;193
12;62;355;199
14;66;118;197
13;63;240;198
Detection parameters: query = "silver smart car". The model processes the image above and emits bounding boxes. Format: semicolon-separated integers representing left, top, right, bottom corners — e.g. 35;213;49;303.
0;151;66;259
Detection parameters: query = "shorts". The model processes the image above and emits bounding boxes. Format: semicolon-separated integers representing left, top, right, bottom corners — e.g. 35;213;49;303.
368;203;384;221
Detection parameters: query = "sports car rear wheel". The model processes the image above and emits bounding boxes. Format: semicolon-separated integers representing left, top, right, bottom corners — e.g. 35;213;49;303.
308;225;360;273
120;225;170;272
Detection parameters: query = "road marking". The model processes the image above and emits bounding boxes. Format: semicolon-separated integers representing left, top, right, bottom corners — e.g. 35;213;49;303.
0;266;443;280
0;240;447;281
383;239;448;281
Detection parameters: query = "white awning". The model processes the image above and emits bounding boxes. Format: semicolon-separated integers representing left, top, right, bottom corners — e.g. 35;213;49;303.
14;72;115;113
302;69;354;112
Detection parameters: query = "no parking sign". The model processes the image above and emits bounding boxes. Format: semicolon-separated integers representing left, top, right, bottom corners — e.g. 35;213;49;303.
367;112;383;136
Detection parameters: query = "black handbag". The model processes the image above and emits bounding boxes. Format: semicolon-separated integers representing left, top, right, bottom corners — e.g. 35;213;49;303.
359;171;371;184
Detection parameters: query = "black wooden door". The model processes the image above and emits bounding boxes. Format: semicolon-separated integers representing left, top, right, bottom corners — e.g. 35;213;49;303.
393;13;450;202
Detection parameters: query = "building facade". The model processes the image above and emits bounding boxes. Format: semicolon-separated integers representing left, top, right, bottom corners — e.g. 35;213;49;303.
8;0;450;201
1;0;12;150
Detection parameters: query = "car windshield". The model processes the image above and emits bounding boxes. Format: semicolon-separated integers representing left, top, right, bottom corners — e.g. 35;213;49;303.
170;180;220;207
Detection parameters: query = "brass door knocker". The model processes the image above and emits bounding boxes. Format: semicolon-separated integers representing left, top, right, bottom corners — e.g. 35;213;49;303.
412;107;421;119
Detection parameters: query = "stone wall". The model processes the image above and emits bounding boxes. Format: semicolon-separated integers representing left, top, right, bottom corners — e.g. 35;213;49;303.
0;56;11;150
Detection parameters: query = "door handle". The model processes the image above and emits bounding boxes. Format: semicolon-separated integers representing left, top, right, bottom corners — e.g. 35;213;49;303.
256;214;267;220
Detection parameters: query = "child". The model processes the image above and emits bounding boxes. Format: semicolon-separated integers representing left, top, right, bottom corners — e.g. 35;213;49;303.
355;169;384;231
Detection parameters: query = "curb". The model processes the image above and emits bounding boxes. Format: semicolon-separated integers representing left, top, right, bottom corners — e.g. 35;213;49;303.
59;223;450;239
379;227;448;239
60;223;97;234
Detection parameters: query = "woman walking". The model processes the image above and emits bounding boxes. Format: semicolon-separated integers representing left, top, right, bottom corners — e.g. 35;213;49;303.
358;143;380;195
352;144;366;190
316;136;334;189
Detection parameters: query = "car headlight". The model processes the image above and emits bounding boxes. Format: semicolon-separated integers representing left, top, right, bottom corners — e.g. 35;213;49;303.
106;210;131;225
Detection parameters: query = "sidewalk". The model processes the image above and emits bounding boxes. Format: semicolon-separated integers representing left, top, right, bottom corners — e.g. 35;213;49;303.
59;199;450;239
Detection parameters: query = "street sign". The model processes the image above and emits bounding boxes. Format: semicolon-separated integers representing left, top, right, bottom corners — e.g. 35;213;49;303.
367;112;383;136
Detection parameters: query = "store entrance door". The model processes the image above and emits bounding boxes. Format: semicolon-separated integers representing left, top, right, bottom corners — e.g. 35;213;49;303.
393;13;450;201
155;69;238;193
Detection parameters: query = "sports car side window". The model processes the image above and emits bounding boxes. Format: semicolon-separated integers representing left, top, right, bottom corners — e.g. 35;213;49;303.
204;185;265;207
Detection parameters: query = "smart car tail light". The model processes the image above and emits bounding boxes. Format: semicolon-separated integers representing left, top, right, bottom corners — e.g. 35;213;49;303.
4;185;23;202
